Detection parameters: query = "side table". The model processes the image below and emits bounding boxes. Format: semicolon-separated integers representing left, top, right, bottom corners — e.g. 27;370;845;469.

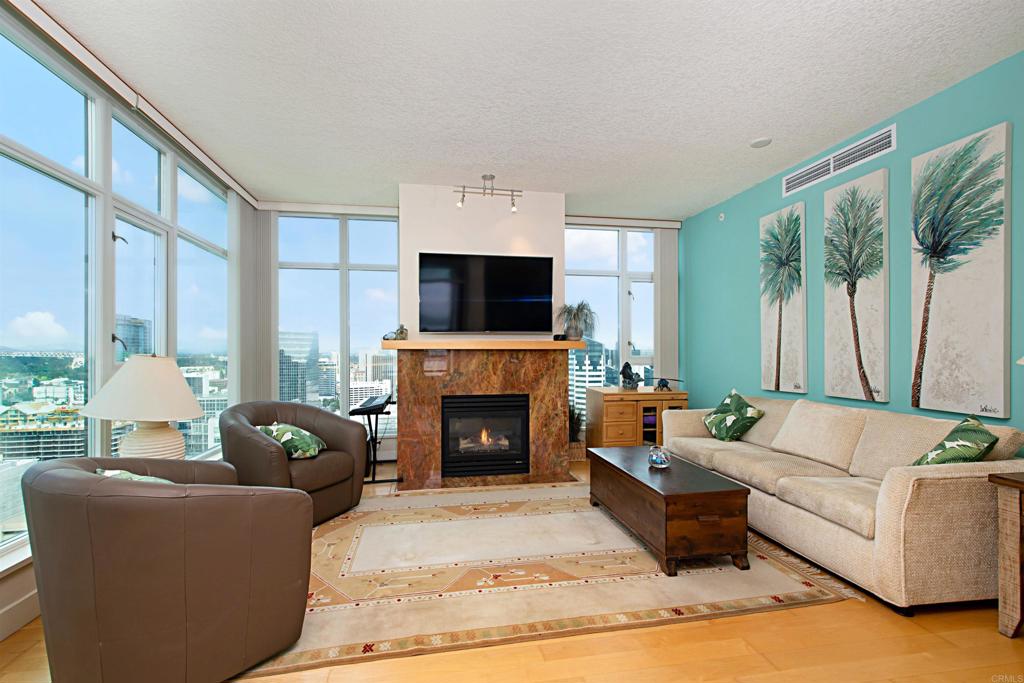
989;471;1024;637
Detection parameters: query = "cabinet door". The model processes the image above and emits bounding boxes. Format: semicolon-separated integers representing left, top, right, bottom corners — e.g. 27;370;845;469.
657;400;688;445
637;401;662;446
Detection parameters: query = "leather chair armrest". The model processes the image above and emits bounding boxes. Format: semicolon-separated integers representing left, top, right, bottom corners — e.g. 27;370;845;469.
309;412;368;466
88;457;238;485
219;411;291;488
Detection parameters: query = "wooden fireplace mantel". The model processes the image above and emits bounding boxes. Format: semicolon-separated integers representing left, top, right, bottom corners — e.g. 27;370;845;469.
381;339;586;351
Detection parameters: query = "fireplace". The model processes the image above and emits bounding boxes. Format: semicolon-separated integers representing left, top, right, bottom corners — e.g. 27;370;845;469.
441;394;529;477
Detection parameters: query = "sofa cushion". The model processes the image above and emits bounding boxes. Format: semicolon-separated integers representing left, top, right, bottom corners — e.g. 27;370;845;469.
776;476;881;539
770;400;866;471
666;437;775;470
739;396;796;448
712;450;849;495
702;390;765;442
849;410;1024;480
289;450;354;492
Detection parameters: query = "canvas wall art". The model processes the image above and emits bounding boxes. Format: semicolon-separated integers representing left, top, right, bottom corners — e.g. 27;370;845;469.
824;169;889;402
910;122;1010;417
760;202;807;393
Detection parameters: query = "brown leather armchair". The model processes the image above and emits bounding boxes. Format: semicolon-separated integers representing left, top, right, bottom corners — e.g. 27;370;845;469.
21;457;312;683
219;401;367;524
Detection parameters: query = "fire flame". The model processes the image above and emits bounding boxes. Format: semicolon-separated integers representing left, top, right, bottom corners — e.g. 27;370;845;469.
480;427;492;445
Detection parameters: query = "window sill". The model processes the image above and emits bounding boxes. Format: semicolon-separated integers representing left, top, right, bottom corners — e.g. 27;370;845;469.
0;536;32;579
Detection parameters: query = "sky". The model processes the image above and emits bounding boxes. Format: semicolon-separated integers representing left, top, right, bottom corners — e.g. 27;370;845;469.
1;32;230;355
278;217;399;356
564;229;655;353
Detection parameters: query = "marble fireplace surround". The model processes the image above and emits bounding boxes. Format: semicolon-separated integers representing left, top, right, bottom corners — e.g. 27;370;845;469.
388;341;583;491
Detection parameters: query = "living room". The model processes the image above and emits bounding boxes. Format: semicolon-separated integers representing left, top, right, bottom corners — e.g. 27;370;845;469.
1;1;1023;681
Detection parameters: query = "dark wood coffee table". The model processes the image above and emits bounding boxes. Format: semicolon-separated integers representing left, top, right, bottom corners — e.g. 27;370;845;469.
587;446;750;576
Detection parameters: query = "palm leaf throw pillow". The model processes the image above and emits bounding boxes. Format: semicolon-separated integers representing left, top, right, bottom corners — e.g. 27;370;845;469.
96;468;174;484
258;422;326;459
912;416;999;466
702;389;765;442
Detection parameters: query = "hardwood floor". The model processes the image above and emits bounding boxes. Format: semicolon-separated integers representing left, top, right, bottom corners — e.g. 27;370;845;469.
4;462;1022;682
3;599;1020;682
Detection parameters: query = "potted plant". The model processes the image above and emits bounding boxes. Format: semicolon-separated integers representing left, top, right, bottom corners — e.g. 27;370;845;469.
556;301;597;341
568;404;586;461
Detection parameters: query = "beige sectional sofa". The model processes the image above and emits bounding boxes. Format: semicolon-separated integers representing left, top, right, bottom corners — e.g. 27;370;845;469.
662;397;1024;608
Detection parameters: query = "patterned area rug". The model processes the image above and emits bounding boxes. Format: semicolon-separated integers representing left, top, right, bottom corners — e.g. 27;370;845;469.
244;482;857;677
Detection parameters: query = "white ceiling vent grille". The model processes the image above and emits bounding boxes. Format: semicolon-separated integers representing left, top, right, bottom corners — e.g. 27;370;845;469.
782;125;896;197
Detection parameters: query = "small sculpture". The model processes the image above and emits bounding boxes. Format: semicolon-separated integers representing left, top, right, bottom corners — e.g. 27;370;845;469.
383;324;409;341
620;362;642;391
655;378;671;392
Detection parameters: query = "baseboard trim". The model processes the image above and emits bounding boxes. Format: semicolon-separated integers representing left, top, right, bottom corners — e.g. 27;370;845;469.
0;584;38;641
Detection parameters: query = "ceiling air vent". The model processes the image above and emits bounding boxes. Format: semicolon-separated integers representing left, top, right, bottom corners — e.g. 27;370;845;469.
783;158;831;196
781;125;896;197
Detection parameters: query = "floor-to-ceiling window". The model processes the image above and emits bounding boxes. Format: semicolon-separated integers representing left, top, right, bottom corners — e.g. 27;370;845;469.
564;226;656;423
175;168;229;458
277;215;399;437
0;17;237;550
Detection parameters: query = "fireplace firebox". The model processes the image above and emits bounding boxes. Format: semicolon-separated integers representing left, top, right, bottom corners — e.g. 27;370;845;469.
441;394;529;477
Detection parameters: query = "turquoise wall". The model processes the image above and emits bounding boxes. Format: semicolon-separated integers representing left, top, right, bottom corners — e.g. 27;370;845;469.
680;51;1024;429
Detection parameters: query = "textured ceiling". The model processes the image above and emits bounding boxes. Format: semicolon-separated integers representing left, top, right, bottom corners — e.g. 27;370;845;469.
34;0;1024;218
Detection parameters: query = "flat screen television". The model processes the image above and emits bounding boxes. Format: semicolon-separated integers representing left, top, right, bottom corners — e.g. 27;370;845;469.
419;253;553;333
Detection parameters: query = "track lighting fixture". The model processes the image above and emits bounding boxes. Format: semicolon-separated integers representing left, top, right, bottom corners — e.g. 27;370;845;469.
452;174;522;211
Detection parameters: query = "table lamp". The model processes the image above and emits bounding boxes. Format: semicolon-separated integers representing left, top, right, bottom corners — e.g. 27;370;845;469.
81;355;203;459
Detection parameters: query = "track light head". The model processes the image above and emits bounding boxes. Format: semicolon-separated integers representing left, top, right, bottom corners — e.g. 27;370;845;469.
510;195;517;213
457;186;465;208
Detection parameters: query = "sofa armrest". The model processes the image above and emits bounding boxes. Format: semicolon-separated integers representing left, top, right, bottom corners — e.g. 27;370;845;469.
661;409;711;441
89;457;237;485
873;459;1024;606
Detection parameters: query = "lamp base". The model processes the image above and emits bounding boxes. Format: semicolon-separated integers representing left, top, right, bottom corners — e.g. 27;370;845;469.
119;421;186;459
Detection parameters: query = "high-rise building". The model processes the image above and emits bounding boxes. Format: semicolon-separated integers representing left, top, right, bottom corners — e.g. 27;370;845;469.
115;314;153;359
568;337;616;425
178;396;229;455
31;378;85;404
349;380;392;407
0;402;88;460
279;331;319;403
318;358;338;398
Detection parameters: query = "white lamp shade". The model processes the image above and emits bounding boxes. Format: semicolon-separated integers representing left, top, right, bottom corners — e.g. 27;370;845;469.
81;355;203;422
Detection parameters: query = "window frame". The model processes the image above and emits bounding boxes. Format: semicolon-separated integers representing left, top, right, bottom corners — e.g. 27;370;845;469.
274;213;399;427
0;9;239;557
564;226;657;373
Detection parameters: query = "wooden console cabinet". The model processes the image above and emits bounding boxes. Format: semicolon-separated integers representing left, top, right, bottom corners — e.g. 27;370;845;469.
585;386;688;448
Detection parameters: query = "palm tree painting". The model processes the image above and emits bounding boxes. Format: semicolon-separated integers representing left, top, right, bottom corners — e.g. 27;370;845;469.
824;170;888;402
760;203;806;393
910;123;1009;416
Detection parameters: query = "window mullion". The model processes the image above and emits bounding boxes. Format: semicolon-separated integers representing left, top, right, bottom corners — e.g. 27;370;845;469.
90;96;115;457
339;216;351;413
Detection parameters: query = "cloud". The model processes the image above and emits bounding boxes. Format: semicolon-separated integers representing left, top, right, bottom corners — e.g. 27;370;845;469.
110;158;135;186
4;311;70;348
71;155;85;173
198;326;227;341
177;171;212;203
565;229;618;268
364;287;397;303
